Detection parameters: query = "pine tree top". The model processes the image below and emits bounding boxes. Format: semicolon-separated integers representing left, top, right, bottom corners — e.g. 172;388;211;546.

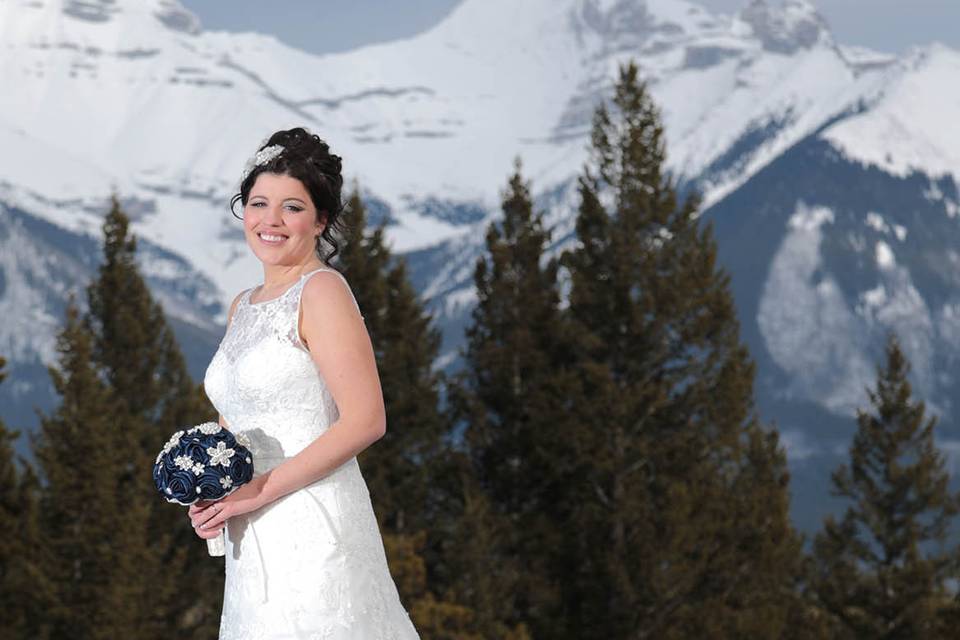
830;335;959;551
811;333;960;637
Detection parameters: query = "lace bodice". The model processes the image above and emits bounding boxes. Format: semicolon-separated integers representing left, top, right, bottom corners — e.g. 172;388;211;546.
204;267;360;464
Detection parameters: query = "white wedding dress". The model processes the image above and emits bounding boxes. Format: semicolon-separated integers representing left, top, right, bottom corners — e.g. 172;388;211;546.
203;267;420;639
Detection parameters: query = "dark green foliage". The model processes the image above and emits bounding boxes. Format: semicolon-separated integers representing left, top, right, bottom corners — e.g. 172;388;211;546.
86;196;212;454
444;159;575;637
87;197;220;637
34;303;173;638
458;159;570;515
559;61;804;638
383;525;488;640
809;335;960;638
336;188;392;340
336;186;483;632
32;198;220;639
336;187;446;536
438;457;532;640
0;357;53;639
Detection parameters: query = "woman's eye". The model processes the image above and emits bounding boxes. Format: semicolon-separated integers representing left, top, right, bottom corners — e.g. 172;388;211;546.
247;202;302;212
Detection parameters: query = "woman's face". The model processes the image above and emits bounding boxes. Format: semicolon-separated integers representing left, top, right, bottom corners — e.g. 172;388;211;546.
243;172;324;267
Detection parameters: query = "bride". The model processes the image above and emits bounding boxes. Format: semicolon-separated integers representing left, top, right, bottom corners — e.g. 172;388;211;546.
189;127;420;638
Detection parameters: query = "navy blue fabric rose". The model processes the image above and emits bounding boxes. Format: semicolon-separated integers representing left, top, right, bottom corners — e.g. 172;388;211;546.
153;422;255;505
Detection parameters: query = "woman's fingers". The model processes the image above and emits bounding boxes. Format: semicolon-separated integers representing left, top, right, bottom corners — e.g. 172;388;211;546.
188;504;206;524
188;502;208;517
190;511;225;539
198;502;227;531
194;523;224;539
188;501;220;531
188;501;227;535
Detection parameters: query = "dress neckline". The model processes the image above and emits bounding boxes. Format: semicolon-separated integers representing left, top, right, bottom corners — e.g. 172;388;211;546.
246;267;329;307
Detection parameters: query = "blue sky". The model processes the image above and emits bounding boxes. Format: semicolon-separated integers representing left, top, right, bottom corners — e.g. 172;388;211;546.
180;0;460;55
700;0;960;53
180;0;960;56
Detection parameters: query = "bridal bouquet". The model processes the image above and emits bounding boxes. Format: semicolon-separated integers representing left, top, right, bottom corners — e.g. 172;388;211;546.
153;422;255;556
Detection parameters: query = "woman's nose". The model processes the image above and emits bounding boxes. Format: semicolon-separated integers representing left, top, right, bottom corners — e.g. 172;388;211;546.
263;204;284;224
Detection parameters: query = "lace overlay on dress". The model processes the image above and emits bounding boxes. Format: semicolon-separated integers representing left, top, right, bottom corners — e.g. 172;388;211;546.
203;267;419;640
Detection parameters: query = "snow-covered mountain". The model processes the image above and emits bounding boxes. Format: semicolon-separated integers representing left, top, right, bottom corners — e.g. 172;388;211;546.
3;0;960;530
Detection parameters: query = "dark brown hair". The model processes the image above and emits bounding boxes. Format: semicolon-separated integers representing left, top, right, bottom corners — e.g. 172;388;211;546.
230;127;345;264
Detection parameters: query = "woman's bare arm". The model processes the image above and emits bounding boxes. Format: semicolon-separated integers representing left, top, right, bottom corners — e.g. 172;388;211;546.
254;271;385;505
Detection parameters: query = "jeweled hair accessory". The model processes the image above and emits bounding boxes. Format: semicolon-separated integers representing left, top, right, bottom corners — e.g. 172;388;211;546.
240;143;285;184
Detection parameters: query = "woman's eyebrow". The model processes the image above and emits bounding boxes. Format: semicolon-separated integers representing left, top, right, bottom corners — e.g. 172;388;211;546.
249;195;307;205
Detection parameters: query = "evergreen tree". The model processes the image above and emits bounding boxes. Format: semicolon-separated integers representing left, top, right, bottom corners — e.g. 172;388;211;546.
336;187;445;536
34;303;171;638
383;528;486;640
32;198;219;639
337;187;390;339
809;335;960;638
86;196;212;456
444;159;575;637
0;357;52;639
336;186;481;633
456;159;569;517
438;459;532;640
84;196;220;637
560;60;803;638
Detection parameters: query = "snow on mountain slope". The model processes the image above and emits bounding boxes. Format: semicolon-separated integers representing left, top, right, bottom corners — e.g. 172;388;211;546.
6;0;960;531
0;0;894;292
0;0;884;252
756;202;937;416
2;0;960;434
701;132;960;530
822;44;960;180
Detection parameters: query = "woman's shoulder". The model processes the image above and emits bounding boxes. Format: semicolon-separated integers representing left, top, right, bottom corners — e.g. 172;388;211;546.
300;268;362;318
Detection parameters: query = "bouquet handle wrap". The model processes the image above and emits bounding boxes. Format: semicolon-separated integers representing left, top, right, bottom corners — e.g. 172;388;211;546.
207;530;225;556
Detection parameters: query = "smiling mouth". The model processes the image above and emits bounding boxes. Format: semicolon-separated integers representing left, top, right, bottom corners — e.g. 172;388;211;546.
258;232;288;245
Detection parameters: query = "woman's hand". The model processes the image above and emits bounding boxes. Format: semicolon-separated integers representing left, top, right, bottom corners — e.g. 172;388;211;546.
187;475;270;539
188;501;225;539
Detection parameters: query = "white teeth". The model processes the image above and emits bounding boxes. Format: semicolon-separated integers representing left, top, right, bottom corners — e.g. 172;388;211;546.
259;233;286;242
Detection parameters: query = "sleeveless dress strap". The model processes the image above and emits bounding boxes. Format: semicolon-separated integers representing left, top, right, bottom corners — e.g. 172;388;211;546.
297;267;363;317
291;268;364;352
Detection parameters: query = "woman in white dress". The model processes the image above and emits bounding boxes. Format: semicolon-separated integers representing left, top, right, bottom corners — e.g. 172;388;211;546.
190;127;420;639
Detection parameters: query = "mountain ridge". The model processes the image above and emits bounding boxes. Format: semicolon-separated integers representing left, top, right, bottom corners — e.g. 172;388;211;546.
3;0;960;531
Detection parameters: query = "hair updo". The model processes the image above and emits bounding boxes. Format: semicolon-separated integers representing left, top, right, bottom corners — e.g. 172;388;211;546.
230;127;345;265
